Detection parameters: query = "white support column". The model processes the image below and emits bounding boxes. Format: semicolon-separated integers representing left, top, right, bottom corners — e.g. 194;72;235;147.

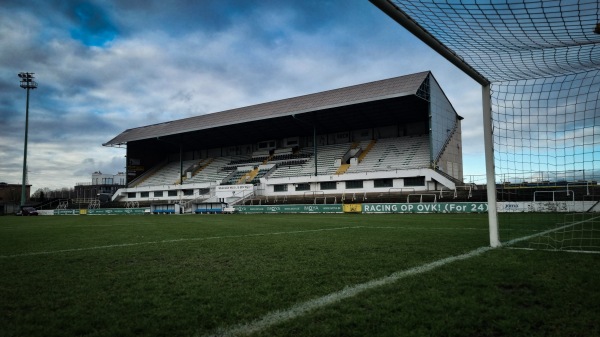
483;84;500;247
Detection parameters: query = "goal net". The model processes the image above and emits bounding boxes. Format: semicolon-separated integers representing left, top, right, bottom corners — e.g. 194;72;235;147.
493;70;600;251
372;0;600;251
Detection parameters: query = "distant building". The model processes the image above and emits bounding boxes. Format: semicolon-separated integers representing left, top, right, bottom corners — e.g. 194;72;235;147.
0;182;31;215
74;172;126;202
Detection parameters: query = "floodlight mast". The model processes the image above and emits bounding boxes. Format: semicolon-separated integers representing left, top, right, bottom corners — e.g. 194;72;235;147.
18;72;37;208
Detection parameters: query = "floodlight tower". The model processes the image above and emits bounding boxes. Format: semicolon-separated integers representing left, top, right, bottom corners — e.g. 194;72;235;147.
18;72;37;207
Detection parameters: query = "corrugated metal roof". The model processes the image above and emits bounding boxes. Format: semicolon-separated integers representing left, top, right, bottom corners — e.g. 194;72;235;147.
103;71;430;146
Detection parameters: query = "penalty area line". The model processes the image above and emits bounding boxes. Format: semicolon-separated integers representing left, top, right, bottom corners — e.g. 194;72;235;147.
199;245;493;337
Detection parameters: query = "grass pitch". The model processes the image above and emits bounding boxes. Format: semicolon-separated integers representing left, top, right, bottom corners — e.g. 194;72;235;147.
1;213;598;337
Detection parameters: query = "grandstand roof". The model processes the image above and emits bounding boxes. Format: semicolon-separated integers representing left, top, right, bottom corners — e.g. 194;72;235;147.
103;71;435;147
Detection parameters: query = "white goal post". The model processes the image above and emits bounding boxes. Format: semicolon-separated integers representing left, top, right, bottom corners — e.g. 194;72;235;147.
371;0;600;250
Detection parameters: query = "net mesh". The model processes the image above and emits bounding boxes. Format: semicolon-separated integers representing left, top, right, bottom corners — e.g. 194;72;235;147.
492;70;600;184
389;0;600;82
384;0;600;250
529;213;600;251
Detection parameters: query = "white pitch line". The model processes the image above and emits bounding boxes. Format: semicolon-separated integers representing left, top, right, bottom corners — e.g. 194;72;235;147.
364;226;488;231
1;225;492;258
505;247;600;254
199;245;493;337
502;215;600;247
0;226;362;258
199;217;600;337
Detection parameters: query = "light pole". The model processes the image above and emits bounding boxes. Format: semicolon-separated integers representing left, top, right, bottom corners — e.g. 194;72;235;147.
18;72;37;207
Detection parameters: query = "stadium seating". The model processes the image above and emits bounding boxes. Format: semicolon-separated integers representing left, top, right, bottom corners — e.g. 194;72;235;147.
136;160;197;187
293;143;351;176
346;135;430;173
222;169;252;185
134;136;432;188
249;167;272;184
185;157;232;184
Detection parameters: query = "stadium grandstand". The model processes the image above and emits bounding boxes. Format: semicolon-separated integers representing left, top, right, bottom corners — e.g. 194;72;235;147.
103;71;465;213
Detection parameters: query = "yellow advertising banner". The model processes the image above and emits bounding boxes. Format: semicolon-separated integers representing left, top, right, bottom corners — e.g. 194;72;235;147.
343;204;362;213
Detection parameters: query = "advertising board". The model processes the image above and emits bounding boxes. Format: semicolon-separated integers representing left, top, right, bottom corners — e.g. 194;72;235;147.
361;202;488;213
235;204;343;213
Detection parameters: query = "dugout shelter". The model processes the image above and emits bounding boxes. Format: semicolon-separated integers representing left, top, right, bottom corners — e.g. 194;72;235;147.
104;71;464;210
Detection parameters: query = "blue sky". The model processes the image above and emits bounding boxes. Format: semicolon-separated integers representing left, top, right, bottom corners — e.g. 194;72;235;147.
0;0;484;190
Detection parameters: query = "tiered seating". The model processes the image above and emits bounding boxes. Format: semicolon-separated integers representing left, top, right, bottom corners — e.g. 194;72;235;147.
137;159;198;186
271;152;310;162
185;157;232;184
356;140;373;154
249;167;271;184
300;143;351;176
222;169;252;185
270;143;352;178
135;136;431;187
269;161;307;179
228;156;267;166
267;152;311;178
225;148;309;170
346;135;430;173
262;148;309;179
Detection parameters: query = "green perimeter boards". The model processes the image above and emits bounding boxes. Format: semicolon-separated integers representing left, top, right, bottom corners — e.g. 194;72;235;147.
54;208;147;215
48;203;487;215
235;202;488;214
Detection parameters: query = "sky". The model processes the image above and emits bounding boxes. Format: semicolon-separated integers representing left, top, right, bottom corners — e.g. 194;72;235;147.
0;0;484;191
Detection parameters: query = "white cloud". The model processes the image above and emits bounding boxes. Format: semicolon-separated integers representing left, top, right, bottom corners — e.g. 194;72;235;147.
0;1;485;190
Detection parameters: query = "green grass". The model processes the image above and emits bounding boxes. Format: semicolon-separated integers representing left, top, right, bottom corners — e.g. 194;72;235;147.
0;214;598;337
